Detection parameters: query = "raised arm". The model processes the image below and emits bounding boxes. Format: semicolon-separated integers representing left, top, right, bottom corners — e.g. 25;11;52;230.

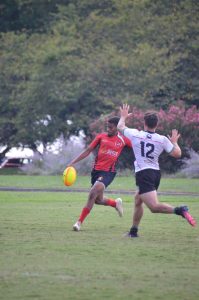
117;104;132;134
168;129;182;158
68;146;93;166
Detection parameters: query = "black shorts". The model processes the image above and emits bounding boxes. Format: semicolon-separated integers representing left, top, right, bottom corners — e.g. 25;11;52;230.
135;169;161;195
91;170;116;188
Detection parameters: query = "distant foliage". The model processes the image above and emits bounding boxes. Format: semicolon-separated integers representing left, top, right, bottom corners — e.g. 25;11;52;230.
179;149;199;178
22;136;93;175
158;103;199;151
1;0;199;159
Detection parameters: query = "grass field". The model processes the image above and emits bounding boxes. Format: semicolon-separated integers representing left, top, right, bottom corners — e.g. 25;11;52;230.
0;175;199;300
0;174;199;194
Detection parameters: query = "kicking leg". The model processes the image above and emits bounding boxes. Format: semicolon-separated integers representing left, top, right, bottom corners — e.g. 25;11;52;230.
95;195;123;217
73;182;104;231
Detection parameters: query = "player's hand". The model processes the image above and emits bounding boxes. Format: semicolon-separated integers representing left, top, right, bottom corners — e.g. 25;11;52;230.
167;129;181;143
66;164;74;169
120;104;133;119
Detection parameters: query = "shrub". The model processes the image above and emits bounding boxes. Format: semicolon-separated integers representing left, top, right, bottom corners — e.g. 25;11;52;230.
178;149;199;178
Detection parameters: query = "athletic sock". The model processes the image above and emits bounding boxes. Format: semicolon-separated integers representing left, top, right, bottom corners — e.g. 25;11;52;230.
130;226;138;235
174;206;188;216
105;198;116;207
78;207;91;223
174;207;181;215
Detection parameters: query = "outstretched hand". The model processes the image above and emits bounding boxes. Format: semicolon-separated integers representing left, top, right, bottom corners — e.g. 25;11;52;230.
167;129;181;143
119;104;133;119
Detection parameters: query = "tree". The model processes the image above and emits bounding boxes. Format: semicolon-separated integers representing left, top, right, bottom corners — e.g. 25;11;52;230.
1;0;198;159
0;0;71;33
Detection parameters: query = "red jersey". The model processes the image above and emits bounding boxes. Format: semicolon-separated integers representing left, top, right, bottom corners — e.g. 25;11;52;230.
89;133;132;172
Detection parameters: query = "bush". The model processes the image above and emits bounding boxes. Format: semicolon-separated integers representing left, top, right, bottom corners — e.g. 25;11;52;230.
178;149;199;178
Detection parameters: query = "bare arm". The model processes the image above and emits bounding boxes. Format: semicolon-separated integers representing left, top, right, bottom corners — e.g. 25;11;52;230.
117;104;132;134
168;129;182;158
68;146;93;166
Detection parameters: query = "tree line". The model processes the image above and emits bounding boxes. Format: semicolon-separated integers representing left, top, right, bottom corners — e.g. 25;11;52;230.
0;0;199;171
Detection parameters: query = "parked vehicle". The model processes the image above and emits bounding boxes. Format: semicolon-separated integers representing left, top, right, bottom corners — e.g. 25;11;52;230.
0;157;32;169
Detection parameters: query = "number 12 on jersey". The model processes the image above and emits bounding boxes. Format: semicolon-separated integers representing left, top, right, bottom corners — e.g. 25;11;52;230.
140;141;155;159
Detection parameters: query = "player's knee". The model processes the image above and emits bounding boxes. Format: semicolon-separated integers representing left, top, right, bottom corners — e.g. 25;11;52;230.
95;199;101;204
90;186;103;199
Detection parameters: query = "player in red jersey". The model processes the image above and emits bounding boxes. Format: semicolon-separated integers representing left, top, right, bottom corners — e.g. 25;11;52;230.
68;116;132;231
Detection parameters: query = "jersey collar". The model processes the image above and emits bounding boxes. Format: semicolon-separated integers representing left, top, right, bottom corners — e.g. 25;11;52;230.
144;130;155;134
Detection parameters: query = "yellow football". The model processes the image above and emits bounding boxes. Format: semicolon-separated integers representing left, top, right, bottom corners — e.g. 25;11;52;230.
63;166;77;186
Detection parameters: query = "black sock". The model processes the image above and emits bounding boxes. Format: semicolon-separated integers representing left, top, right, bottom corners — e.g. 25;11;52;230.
130;226;138;234
174;207;181;215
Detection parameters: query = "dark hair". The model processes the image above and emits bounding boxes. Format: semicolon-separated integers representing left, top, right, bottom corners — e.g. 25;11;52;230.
108;116;120;126
144;111;158;128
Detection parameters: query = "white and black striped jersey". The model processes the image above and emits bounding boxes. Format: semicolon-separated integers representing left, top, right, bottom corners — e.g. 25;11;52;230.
123;128;174;172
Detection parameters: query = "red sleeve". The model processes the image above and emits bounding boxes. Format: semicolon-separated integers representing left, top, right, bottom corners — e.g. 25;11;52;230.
88;134;102;150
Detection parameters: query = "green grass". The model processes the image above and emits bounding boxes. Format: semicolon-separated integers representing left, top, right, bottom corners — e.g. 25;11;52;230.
0;176;199;300
0;174;199;194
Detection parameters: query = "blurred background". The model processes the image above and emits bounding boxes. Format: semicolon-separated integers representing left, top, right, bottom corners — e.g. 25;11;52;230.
0;0;198;176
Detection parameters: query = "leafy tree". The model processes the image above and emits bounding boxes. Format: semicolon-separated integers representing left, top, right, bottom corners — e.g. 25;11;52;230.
0;0;71;33
1;0;198;161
